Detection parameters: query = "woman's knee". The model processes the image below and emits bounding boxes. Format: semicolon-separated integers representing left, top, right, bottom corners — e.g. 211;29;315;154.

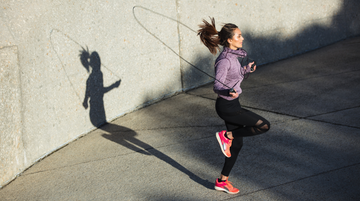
255;119;270;133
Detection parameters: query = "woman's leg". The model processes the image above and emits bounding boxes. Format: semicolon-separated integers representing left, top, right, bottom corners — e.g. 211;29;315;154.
220;137;243;177
215;98;269;171
215;137;243;194
218;108;270;178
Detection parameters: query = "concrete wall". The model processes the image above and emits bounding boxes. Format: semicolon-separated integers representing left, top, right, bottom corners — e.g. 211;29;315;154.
1;0;359;187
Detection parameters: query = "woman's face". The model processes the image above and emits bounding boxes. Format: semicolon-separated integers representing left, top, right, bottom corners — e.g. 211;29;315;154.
228;28;244;50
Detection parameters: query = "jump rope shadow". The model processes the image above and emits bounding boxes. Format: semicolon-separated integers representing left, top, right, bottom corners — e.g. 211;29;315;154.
80;49;213;189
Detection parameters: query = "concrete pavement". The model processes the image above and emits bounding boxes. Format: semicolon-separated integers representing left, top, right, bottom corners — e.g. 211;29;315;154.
1;36;360;201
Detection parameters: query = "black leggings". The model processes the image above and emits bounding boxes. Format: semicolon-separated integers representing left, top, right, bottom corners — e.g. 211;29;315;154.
215;97;270;176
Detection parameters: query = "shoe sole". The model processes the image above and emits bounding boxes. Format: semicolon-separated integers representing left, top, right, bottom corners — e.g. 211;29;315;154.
215;186;239;194
216;132;231;158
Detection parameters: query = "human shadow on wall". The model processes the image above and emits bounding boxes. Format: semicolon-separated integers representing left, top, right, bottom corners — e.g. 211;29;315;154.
80;48;213;189
80;49;121;127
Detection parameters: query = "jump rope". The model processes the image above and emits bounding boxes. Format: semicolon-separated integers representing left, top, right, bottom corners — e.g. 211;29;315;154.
133;6;256;93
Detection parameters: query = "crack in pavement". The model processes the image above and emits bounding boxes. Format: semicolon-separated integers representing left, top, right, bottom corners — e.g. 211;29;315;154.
21;131;217;176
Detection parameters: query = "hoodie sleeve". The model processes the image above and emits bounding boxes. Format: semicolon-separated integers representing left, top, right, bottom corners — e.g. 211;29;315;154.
213;59;231;96
240;62;252;75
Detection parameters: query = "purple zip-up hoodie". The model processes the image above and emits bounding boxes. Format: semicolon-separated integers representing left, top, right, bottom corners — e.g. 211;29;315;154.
214;47;251;100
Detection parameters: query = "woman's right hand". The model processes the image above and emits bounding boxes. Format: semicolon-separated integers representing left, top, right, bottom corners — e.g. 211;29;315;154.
83;101;88;109
229;89;239;99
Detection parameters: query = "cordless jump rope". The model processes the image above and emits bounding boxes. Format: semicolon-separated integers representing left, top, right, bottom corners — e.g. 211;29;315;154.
133;6;256;94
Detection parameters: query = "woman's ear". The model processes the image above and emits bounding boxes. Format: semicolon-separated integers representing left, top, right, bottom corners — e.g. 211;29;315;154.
227;38;232;46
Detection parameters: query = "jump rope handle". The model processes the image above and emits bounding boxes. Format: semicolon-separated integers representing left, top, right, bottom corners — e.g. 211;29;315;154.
251;61;256;71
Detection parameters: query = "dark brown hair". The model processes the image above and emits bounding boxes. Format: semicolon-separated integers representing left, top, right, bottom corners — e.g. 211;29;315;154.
198;17;238;55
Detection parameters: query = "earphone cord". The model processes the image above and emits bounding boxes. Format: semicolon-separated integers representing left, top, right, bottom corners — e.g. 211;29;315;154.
240;57;251;79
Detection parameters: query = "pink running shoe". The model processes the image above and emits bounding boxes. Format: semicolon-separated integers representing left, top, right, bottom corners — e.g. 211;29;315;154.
215;179;240;194
216;130;232;158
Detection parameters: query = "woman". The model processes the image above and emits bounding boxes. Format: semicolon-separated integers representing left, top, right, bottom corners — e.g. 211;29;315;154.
198;18;270;194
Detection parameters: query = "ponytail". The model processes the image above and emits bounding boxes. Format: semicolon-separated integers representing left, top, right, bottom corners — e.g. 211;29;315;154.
198;17;238;55
198;17;220;55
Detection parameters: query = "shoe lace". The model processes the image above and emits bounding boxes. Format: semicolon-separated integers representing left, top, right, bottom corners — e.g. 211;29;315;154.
225;180;234;189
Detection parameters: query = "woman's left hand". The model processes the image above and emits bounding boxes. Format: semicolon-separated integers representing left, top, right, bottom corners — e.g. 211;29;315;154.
249;62;256;73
